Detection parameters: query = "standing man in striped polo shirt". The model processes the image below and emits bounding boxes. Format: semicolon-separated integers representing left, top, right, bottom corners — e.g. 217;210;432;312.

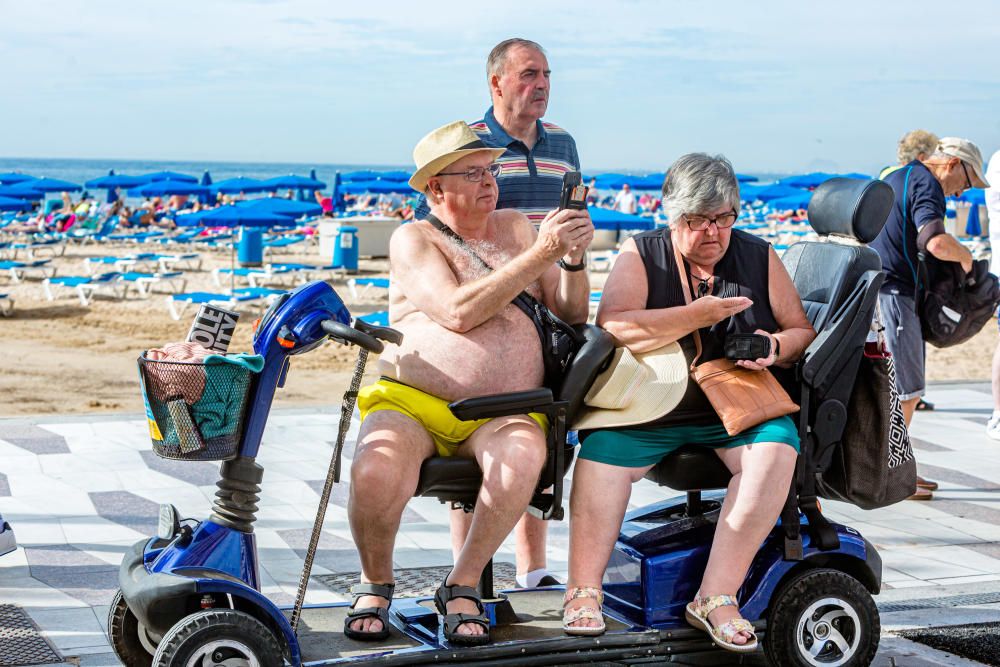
416;38;582;589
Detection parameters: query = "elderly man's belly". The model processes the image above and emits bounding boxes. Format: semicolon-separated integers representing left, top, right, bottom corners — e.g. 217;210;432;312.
377;314;544;402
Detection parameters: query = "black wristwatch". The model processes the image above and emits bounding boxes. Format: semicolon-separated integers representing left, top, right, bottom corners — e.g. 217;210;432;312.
558;258;586;272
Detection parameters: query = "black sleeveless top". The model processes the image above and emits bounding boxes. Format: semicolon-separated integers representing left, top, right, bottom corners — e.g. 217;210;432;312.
634;227;779;427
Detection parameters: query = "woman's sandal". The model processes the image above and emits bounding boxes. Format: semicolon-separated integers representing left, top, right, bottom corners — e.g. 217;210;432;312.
433;575;490;646
684;594;759;653
343;582;395;641
562;586;606;636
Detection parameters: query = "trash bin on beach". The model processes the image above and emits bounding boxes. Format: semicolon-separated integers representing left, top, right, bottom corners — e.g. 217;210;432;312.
332;225;359;273
237;226;264;267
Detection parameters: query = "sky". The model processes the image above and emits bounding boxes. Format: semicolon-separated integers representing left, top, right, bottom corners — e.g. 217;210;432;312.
1;0;999;175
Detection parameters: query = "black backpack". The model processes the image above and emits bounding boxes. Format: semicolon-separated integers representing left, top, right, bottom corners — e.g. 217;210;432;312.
919;255;1000;348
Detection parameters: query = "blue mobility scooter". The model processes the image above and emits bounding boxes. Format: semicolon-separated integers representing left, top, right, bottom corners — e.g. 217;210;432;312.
111;178;893;666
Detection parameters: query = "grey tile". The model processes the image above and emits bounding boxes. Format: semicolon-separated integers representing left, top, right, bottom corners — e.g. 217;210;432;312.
909;437;951;453
928;500;1000;527
276;528;361;574
24;544;118;577
88;491;160;535
31;570;119;607
139;450;221;487
0;471;9;496
24;545;119;606
0;424;70;455
917;463;1000;492
304;479;423;524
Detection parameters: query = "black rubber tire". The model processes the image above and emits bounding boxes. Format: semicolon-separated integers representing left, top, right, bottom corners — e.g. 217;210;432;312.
152;609;283;667
765;568;879;667
107;589;154;667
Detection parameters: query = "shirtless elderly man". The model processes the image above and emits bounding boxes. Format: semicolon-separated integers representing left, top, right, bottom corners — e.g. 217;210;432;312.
345;120;593;645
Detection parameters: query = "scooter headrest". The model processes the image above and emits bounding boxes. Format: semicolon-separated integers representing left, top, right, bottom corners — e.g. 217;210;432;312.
807;178;894;244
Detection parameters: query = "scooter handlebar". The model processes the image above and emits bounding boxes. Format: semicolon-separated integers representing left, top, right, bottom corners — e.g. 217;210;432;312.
321;320;384;354
354;319;403;346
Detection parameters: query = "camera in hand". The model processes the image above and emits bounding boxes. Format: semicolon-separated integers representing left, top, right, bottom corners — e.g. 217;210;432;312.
724;333;771;361
559;171;588;210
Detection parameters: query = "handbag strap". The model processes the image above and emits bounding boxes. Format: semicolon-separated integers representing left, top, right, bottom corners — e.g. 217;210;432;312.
670;232;703;369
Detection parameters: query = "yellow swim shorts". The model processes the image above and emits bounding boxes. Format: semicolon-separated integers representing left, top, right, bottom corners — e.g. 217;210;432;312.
357;377;549;457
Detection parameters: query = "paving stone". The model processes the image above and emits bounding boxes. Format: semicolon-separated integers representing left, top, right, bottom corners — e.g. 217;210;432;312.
0;424;70;455
0;472;9;497
305;479;423;523
138;450;220;487
88;490;159;535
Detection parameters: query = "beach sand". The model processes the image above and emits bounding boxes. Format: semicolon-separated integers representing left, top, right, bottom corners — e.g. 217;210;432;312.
0;241;996;417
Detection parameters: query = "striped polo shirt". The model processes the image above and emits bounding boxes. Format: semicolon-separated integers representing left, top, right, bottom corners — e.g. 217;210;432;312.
415;106;581;223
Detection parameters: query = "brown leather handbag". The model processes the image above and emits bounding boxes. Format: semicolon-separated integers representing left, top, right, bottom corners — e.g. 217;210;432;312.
673;239;798;436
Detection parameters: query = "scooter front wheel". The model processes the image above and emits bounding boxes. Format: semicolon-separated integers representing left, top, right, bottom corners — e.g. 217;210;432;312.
765;567;879;667
152;609;283;667
108;589;155;667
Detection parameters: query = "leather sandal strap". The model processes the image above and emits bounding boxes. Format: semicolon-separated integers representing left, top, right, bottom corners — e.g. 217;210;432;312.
694;594;739;617
715;618;757;643
349;582;395;602
439;584;485;611
563;586;604;606
563;607;603;624
346;605;390;621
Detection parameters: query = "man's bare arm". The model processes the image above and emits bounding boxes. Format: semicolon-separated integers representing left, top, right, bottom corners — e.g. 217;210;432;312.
925;228;973;273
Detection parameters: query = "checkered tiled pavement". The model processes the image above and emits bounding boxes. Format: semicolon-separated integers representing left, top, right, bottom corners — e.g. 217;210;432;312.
3;383;1000;665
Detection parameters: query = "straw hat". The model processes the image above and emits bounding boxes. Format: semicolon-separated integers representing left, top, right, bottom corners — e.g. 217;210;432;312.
937;137;990;189
572;343;689;430
408;121;506;192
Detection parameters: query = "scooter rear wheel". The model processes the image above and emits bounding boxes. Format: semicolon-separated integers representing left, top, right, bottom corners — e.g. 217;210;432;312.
152;609;283;667
108;589;155;667
765;567;879;667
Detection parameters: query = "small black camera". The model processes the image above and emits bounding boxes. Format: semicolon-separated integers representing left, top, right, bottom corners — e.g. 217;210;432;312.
724;333;771;361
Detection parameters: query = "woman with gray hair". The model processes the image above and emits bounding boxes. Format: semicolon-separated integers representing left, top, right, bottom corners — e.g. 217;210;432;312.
562;153;815;652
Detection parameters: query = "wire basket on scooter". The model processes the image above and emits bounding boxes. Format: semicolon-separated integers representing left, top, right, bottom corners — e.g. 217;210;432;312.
137;354;257;461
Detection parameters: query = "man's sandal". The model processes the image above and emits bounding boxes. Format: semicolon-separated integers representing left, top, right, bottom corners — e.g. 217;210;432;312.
343;582;395;641
684;594;758;653
562;586;606;636
433;575;490;646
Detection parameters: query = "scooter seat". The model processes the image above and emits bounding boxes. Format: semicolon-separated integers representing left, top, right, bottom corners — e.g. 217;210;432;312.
645;445;732;491
415;457;483;500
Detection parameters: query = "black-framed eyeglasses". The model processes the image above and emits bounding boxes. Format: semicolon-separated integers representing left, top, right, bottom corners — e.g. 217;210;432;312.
682;208;738;231
961;162;973;191
436;163;502;182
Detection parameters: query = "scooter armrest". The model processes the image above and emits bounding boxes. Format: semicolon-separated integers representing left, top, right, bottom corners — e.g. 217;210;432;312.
449;389;554;421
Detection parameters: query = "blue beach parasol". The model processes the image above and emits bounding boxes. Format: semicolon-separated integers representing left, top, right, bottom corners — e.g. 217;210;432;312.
740;184;803;203
587;206;655;231
331;172;345;213
0;172;34;185
340;180;414;195
966;203;982;236
20;177;82;192
0;184;45;199
238;198;322;218
0;195;34;211
175;206;295;228
211;177;276;195
263;174;327;190
139;171;198;183
767;191;813;210
199;171;214;204
736;174;759;183
129;181;210;197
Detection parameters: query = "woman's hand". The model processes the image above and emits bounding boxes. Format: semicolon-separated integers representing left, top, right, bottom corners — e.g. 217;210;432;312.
735;329;777;371
695;296;752;327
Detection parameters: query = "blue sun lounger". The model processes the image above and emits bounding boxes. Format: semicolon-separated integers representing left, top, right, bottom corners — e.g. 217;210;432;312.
0;259;57;283
84;253;161;274
356;310;389;326
347;277;389;300
42;272;125;306
120;271;188;297
166;287;287;321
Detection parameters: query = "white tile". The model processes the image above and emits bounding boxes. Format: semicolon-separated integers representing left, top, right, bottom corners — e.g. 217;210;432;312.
27;607;110;651
60;516;145;545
